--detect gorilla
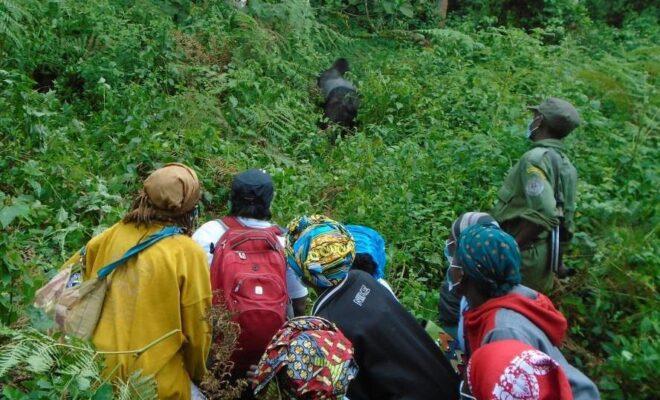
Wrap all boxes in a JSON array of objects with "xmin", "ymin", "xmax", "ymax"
[{"xmin": 317, "ymin": 58, "xmax": 359, "ymax": 130}]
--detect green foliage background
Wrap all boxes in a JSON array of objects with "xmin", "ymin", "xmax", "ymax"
[{"xmin": 0, "ymin": 0, "xmax": 658, "ymax": 398}]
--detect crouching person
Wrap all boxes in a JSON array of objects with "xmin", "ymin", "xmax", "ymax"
[
  {"xmin": 451, "ymin": 223, "xmax": 599, "ymax": 400},
  {"xmin": 286, "ymin": 215, "xmax": 460, "ymax": 400},
  {"xmin": 75, "ymin": 163, "xmax": 211, "ymax": 399},
  {"xmin": 249, "ymin": 316, "xmax": 358, "ymax": 399}
]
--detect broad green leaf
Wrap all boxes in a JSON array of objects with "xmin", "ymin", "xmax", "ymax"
[
  {"xmin": 0, "ymin": 203, "xmax": 30, "ymax": 228},
  {"xmin": 399, "ymin": 3, "xmax": 414, "ymax": 18}
]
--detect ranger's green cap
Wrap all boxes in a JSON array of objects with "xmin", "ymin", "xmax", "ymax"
[{"xmin": 528, "ymin": 97, "xmax": 580, "ymax": 136}]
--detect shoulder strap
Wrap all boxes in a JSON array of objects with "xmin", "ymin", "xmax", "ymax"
[
  {"xmin": 266, "ymin": 224, "xmax": 285, "ymax": 236},
  {"xmin": 97, "ymin": 226, "xmax": 183, "ymax": 279},
  {"xmin": 545, "ymin": 149, "xmax": 564, "ymax": 213},
  {"xmin": 222, "ymin": 216, "xmax": 282, "ymax": 235},
  {"xmin": 221, "ymin": 216, "xmax": 245, "ymax": 230}
]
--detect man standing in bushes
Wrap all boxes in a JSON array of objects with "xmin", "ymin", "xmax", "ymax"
[{"xmin": 492, "ymin": 98, "xmax": 580, "ymax": 292}]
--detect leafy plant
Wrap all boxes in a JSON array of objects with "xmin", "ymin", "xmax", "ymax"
[
  {"xmin": 0, "ymin": 324, "xmax": 156, "ymax": 399},
  {"xmin": 0, "ymin": 0, "xmax": 33, "ymax": 48}
]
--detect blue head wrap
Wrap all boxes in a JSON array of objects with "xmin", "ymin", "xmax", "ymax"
[
  {"xmin": 346, "ymin": 225, "xmax": 386, "ymax": 279},
  {"xmin": 286, "ymin": 216, "xmax": 355, "ymax": 289},
  {"xmin": 456, "ymin": 224, "xmax": 521, "ymax": 297}
]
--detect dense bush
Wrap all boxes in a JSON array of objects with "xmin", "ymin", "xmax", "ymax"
[
  {"xmin": 311, "ymin": 0, "xmax": 659, "ymax": 32},
  {"xmin": 1, "ymin": 0, "xmax": 657, "ymax": 398},
  {"xmin": 582, "ymin": 0, "xmax": 659, "ymax": 27},
  {"xmin": 312, "ymin": 0, "xmax": 441, "ymax": 29},
  {"xmin": 450, "ymin": 0, "xmax": 590, "ymax": 30}
]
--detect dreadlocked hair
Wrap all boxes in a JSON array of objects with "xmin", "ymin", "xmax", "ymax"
[{"xmin": 123, "ymin": 190, "xmax": 197, "ymax": 235}]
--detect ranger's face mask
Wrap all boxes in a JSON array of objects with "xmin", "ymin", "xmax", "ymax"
[
  {"xmin": 444, "ymin": 239, "xmax": 455, "ymax": 264},
  {"xmin": 447, "ymin": 264, "xmax": 466, "ymax": 292},
  {"xmin": 525, "ymin": 115, "xmax": 543, "ymax": 140}
]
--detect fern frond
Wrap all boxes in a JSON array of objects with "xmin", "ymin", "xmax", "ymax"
[
  {"xmin": 0, "ymin": 341, "xmax": 32, "ymax": 377},
  {"xmin": 115, "ymin": 371, "xmax": 158, "ymax": 400},
  {"xmin": 0, "ymin": 0, "xmax": 33, "ymax": 48}
]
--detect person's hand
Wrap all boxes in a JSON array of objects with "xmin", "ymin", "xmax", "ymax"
[{"xmin": 246, "ymin": 364, "xmax": 259, "ymax": 386}]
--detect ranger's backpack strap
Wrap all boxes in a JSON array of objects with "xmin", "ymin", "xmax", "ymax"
[
  {"xmin": 96, "ymin": 226, "xmax": 183, "ymax": 279},
  {"xmin": 545, "ymin": 149, "xmax": 566, "ymax": 274},
  {"xmin": 545, "ymin": 149, "xmax": 565, "ymax": 218}
]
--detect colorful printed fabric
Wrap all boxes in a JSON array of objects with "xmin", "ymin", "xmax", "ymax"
[
  {"xmin": 467, "ymin": 340, "xmax": 573, "ymax": 400},
  {"xmin": 346, "ymin": 225, "xmax": 386, "ymax": 279},
  {"xmin": 286, "ymin": 216, "xmax": 355, "ymax": 289},
  {"xmin": 456, "ymin": 224, "xmax": 521, "ymax": 297},
  {"xmin": 253, "ymin": 316, "xmax": 358, "ymax": 400},
  {"xmin": 286, "ymin": 215, "xmax": 337, "ymax": 247}
]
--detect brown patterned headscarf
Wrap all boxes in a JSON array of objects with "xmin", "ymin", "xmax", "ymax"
[{"xmin": 124, "ymin": 163, "xmax": 201, "ymax": 233}]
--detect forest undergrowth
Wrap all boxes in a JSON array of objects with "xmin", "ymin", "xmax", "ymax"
[{"xmin": 0, "ymin": 0, "xmax": 658, "ymax": 398}]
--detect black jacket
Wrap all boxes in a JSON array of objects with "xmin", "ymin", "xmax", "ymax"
[{"xmin": 313, "ymin": 270, "xmax": 460, "ymax": 400}]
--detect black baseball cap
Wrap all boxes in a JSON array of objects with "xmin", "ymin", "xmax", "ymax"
[{"xmin": 231, "ymin": 169, "xmax": 274, "ymax": 206}]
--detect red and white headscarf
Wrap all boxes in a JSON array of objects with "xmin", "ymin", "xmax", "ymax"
[{"xmin": 467, "ymin": 340, "xmax": 573, "ymax": 400}]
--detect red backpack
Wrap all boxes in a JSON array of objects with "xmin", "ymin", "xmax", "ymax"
[{"xmin": 210, "ymin": 216, "xmax": 288, "ymax": 374}]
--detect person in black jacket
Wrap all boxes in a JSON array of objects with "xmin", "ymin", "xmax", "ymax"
[{"xmin": 286, "ymin": 215, "xmax": 460, "ymax": 400}]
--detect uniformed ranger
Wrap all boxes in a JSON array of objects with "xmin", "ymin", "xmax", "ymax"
[{"xmin": 492, "ymin": 98, "xmax": 580, "ymax": 292}]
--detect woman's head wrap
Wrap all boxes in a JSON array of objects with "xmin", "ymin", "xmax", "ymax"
[
  {"xmin": 124, "ymin": 162, "xmax": 201, "ymax": 224},
  {"xmin": 451, "ymin": 212, "xmax": 499, "ymax": 242},
  {"xmin": 286, "ymin": 215, "xmax": 355, "ymax": 289},
  {"xmin": 144, "ymin": 163, "xmax": 200, "ymax": 215},
  {"xmin": 286, "ymin": 215, "xmax": 336, "ymax": 245},
  {"xmin": 445, "ymin": 212, "xmax": 499, "ymax": 264},
  {"xmin": 346, "ymin": 225, "xmax": 386, "ymax": 279},
  {"xmin": 467, "ymin": 340, "xmax": 573, "ymax": 400},
  {"xmin": 252, "ymin": 316, "xmax": 358, "ymax": 399},
  {"xmin": 456, "ymin": 223, "xmax": 521, "ymax": 297}
]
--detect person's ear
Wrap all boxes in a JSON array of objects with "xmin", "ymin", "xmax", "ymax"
[{"xmin": 531, "ymin": 114, "xmax": 544, "ymax": 131}]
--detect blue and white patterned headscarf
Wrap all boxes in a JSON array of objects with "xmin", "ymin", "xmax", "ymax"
[
  {"xmin": 456, "ymin": 224, "xmax": 521, "ymax": 297},
  {"xmin": 346, "ymin": 225, "xmax": 386, "ymax": 279}
]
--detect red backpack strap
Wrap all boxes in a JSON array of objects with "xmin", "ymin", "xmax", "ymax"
[
  {"xmin": 222, "ymin": 216, "xmax": 283, "ymax": 235},
  {"xmin": 220, "ymin": 216, "xmax": 246, "ymax": 230},
  {"xmin": 265, "ymin": 225, "xmax": 285, "ymax": 236},
  {"xmin": 211, "ymin": 217, "xmax": 245, "ymax": 254}
]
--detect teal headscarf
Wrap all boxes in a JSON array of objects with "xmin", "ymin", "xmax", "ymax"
[{"xmin": 456, "ymin": 224, "xmax": 521, "ymax": 297}]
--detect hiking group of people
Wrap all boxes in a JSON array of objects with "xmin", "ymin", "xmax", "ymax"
[{"xmin": 41, "ymin": 97, "xmax": 601, "ymax": 399}]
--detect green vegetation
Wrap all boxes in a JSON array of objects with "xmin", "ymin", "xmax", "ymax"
[{"xmin": 1, "ymin": 0, "xmax": 658, "ymax": 398}]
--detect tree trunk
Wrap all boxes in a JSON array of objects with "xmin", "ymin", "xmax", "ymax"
[{"xmin": 438, "ymin": 0, "xmax": 448, "ymax": 27}]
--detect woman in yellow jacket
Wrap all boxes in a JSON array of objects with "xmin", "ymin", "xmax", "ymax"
[{"xmin": 76, "ymin": 163, "xmax": 211, "ymax": 399}]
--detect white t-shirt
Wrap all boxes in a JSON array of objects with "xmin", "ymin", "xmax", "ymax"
[{"xmin": 192, "ymin": 217, "xmax": 309, "ymax": 300}]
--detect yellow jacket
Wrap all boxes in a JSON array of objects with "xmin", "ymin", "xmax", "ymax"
[{"xmin": 77, "ymin": 221, "xmax": 211, "ymax": 399}]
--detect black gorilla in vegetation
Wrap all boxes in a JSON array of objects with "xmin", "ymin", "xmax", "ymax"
[{"xmin": 317, "ymin": 58, "xmax": 359, "ymax": 130}]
